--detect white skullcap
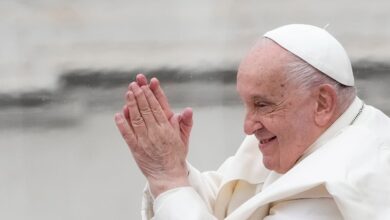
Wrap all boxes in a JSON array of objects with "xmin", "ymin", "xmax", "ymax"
[{"xmin": 264, "ymin": 24, "xmax": 354, "ymax": 86}]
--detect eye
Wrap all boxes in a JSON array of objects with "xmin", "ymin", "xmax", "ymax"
[
  {"xmin": 254, "ymin": 102, "xmax": 268, "ymax": 108},
  {"xmin": 253, "ymin": 101, "xmax": 276, "ymax": 114}
]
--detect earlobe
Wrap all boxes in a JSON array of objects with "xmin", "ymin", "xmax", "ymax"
[{"xmin": 314, "ymin": 84, "xmax": 337, "ymax": 127}]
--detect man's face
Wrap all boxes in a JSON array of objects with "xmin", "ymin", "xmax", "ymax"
[{"xmin": 237, "ymin": 40, "xmax": 320, "ymax": 173}]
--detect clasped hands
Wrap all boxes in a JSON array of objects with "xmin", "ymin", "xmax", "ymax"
[{"xmin": 115, "ymin": 74, "xmax": 193, "ymax": 197}]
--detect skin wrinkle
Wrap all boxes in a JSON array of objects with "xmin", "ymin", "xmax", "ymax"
[
  {"xmin": 237, "ymin": 39, "xmax": 328, "ymax": 173},
  {"xmin": 116, "ymin": 74, "xmax": 195, "ymax": 196},
  {"xmin": 115, "ymin": 30, "xmax": 358, "ymax": 195}
]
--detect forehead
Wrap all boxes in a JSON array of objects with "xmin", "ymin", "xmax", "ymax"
[{"xmin": 237, "ymin": 40, "xmax": 291, "ymax": 96}]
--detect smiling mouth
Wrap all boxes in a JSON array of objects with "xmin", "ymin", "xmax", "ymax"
[{"xmin": 260, "ymin": 136, "xmax": 277, "ymax": 144}]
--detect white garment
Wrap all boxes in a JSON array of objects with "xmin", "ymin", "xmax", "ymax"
[{"xmin": 142, "ymin": 97, "xmax": 390, "ymax": 219}]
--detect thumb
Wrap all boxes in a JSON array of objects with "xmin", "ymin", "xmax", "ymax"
[{"xmin": 180, "ymin": 107, "xmax": 193, "ymax": 135}]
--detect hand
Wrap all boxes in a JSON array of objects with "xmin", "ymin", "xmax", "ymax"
[
  {"xmin": 123, "ymin": 74, "xmax": 193, "ymax": 150},
  {"xmin": 115, "ymin": 83, "xmax": 189, "ymax": 197}
]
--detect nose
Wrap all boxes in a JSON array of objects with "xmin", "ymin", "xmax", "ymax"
[{"xmin": 243, "ymin": 111, "xmax": 263, "ymax": 135}]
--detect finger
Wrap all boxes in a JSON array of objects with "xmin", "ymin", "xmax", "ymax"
[
  {"xmin": 126, "ymin": 83, "xmax": 133, "ymax": 102},
  {"xmin": 141, "ymin": 85, "xmax": 168, "ymax": 124},
  {"xmin": 130, "ymin": 83, "xmax": 157, "ymax": 127},
  {"xmin": 126, "ymin": 90, "xmax": 148, "ymax": 135},
  {"xmin": 181, "ymin": 107, "xmax": 193, "ymax": 127},
  {"xmin": 181, "ymin": 108, "xmax": 193, "ymax": 132},
  {"xmin": 124, "ymin": 91, "xmax": 133, "ymax": 127},
  {"xmin": 136, "ymin": 73, "xmax": 148, "ymax": 86},
  {"xmin": 114, "ymin": 113, "xmax": 138, "ymax": 152},
  {"xmin": 122, "ymin": 105, "xmax": 130, "ymax": 124},
  {"xmin": 149, "ymin": 78, "xmax": 174, "ymax": 120},
  {"xmin": 180, "ymin": 108, "xmax": 193, "ymax": 145}
]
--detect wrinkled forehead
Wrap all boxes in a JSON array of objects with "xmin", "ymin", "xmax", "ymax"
[{"xmin": 237, "ymin": 38, "xmax": 292, "ymax": 88}]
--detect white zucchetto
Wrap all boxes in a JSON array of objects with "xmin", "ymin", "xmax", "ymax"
[{"xmin": 264, "ymin": 24, "xmax": 354, "ymax": 86}]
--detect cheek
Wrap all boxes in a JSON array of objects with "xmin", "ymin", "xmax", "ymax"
[
  {"xmin": 262, "ymin": 111, "xmax": 288, "ymax": 134},
  {"xmin": 275, "ymin": 111, "xmax": 311, "ymax": 150},
  {"xmin": 287, "ymin": 115, "xmax": 312, "ymax": 145},
  {"xmin": 281, "ymin": 111, "xmax": 315, "ymax": 158},
  {"xmin": 295, "ymin": 110, "xmax": 315, "ymax": 136}
]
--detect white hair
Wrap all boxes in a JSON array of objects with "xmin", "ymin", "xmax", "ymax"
[{"xmin": 284, "ymin": 54, "xmax": 356, "ymax": 111}]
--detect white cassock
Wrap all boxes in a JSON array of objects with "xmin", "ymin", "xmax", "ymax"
[{"xmin": 141, "ymin": 97, "xmax": 390, "ymax": 220}]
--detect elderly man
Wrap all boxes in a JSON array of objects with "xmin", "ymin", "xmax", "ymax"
[{"xmin": 115, "ymin": 24, "xmax": 390, "ymax": 219}]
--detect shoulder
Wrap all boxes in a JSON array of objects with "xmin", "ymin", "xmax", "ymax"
[
  {"xmin": 306, "ymin": 125, "xmax": 388, "ymax": 179},
  {"xmin": 357, "ymin": 103, "xmax": 390, "ymax": 144},
  {"xmin": 281, "ymin": 126, "xmax": 390, "ymax": 219},
  {"xmin": 318, "ymin": 126, "xmax": 390, "ymax": 218}
]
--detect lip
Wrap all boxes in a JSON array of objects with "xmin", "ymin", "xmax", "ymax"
[
  {"xmin": 258, "ymin": 136, "xmax": 277, "ymax": 152},
  {"xmin": 260, "ymin": 136, "xmax": 276, "ymax": 144}
]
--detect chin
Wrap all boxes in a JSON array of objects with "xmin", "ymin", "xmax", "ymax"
[
  {"xmin": 262, "ymin": 157, "xmax": 277, "ymax": 171},
  {"xmin": 262, "ymin": 158, "xmax": 290, "ymax": 174}
]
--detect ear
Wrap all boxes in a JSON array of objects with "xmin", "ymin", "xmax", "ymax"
[{"xmin": 314, "ymin": 84, "xmax": 337, "ymax": 127}]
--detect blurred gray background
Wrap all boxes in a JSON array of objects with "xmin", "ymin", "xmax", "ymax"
[{"xmin": 0, "ymin": 1, "xmax": 389, "ymax": 219}]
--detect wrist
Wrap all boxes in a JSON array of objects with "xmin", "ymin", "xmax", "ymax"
[{"xmin": 148, "ymin": 174, "xmax": 190, "ymax": 198}]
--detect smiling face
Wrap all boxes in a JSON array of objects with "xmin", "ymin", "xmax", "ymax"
[{"xmin": 237, "ymin": 39, "xmax": 324, "ymax": 173}]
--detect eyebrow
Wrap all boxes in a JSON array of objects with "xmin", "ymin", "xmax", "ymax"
[{"xmin": 252, "ymin": 95, "xmax": 274, "ymax": 103}]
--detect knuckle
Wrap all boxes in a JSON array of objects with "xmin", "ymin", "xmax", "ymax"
[
  {"xmin": 121, "ymin": 130, "xmax": 132, "ymax": 140},
  {"xmin": 127, "ymin": 99, "xmax": 137, "ymax": 108},
  {"xmin": 140, "ymin": 106, "xmax": 152, "ymax": 116},
  {"xmin": 131, "ymin": 115, "xmax": 145, "ymax": 127},
  {"xmin": 144, "ymin": 88, "xmax": 154, "ymax": 98},
  {"xmin": 122, "ymin": 133, "xmax": 136, "ymax": 147},
  {"xmin": 154, "ymin": 90, "xmax": 163, "ymax": 99},
  {"xmin": 134, "ymin": 90, "xmax": 143, "ymax": 98},
  {"xmin": 151, "ymin": 106, "xmax": 160, "ymax": 114}
]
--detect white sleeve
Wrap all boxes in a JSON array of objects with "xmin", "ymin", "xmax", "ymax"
[
  {"xmin": 151, "ymin": 187, "xmax": 217, "ymax": 220},
  {"xmin": 141, "ymin": 160, "xmax": 230, "ymax": 220}
]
